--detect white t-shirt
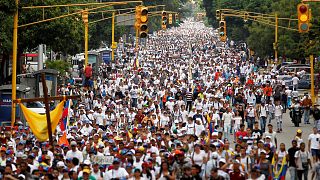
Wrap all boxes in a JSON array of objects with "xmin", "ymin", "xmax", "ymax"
[
  {"xmin": 104, "ymin": 168, "xmax": 129, "ymax": 179},
  {"xmin": 192, "ymin": 150, "xmax": 207, "ymax": 166},
  {"xmin": 264, "ymin": 131, "xmax": 277, "ymax": 145},
  {"xmin": 308, "ymin": 133, "xmax": 320, "ymax": 150},
  {"xmin": 276, "ymin": 150, "xmax": 288, "ymax": 165},
  {"xmin": 292, "ymin": 77, "xmax": 299, "ymax": 85}
]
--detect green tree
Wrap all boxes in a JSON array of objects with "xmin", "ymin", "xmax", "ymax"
[{"xmin": 45, "ymin": 60, "xmax": 71, "ymax": 76}]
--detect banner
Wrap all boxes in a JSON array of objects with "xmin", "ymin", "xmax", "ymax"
[{"xmin": 19, "ymin": 101, "xmax": 65, "ymax": 142}]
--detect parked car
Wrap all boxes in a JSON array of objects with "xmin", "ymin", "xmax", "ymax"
[
  {"xmin": 278, "ymin": 64, "xmax": 310, "ymax": 75},
  {"xmin": 277, "ymin": 74, "xmax": 316, "ymax": 90},
  {"xmin": 26, "ymin": 101, "xmax": 46, "ymax": 114},
  {"xmin": 298, "ymin": 74, "xmax": 317, "ymax": 89}
]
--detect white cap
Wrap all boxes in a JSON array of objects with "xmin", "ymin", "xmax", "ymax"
[
  {"xmin": 219, "ymin": 158, "xmax": 226, "ymax": 163},
  {"xmin": 84, "ymin": 159, "xmax": 91, "ymax": 165},
  {"xmin": 57, "ymin": 161, "xmax": 65, "ymax": 167}
]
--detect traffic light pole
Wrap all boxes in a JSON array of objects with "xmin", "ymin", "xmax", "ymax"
[
  {"xmin": 82, "ymin": 9, "xmax": 89, "ymax": 66},
  {"xmin": 275, "ymin": 14, "xmax": 278, "ymax": 63},
  {"xmin": 11, "ymin": 0, "xmax": 19, "ymax": 127},
  {"xmin": 84, "ymin": 23, "xmax": 89, "ymax": 66},
  {"xmin": 112, "ymin": 11, "xmax": 115, "ymax": 62},
  {"xmin": 310, "ymin": 55, "xmax": 316, "ymax": 105},
  {"xmin": 135, "ymin": 28, "xmax": 139, "ymax": 66}
]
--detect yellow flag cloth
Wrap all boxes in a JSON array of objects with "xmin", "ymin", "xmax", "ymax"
[{"xmin": 19, "ymin": 101, "xmax": 65, "ymax": 142}]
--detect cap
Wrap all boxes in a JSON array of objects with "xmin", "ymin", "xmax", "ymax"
[
  {"xmin": 84, "ymin": 159, "xmax": 91, "ymax": 165},
  {"xmin": 57, "ymin": 161, "xmax": 65, "ymax": 167},
  {"xmin": 83, "ymin": 168, "xmax": 91, "ymax": 174},
  {"xmin": 113, "ymin": 158, "xmax": 120, "ymax": 164},
  {"xmin": 297, "ymin": 129, "xmax": 302, "ymax": 133},
  {"xmin": 70, "ymin": 141, "xmax": 77, "ymax": 146},
  {"xmin": 265, "ymin": 136, "xmax": 271, "ymax": 139},
  {"xmin": 219, "ymin": 159, "xmax": 226, "ymax": 164}
]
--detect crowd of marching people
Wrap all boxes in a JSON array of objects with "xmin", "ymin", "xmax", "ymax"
[{"xmin": 1, "ymin": 19, "xmax": 320, "ymax": 180}]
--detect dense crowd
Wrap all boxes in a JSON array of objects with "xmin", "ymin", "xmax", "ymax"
[{"xmin": 1, "ymin": 19, "xmax": 320, "ymax": 180}]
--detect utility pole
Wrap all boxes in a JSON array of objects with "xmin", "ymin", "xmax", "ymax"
[
  {"xmin": 275, "ymin": 14, "xmax": 278, "ymax": 63},
  {"xmin": 11, "ymin": 0, "xmax": 19, "ymax": 127},
  {"xmin": 82, "ymin": 9, "xmax": 89, "ymax": 66},
  {"xmin": 111, "ymin": 11, "xmax": 116, "ymax": 62},
  {"xmin": 310, "ymin": 55, "xmax": 316, "ymax": 105}
]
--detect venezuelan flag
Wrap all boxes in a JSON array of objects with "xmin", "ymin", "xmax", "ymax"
[{"xmin": 60, "ymin": 100, "xmax": 71, "ymax": 132}]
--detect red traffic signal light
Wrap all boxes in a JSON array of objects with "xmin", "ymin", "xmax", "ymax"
[
  {"xmin": 299, "ymin": 4, "xmax": 308, "ymax": 13},
  {"xmin": 297, "ymin": 3, "xmax": 310, "ymax": 33}
]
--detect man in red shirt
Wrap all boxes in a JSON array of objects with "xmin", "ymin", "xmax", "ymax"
[
  {"xmin": 235, "ymin": 124, "xmax": 248, "ymax": 144},
  {"xmin": 84, "ymin": 64, "xmax": 92, "ymax": 87},
  {"xmin": 134, "ymin": 109, "xmax": 145, "ymax": 124}
]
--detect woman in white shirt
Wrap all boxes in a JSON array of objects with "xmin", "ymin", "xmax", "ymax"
[
  {"xmin": 273, "ymin": 143, "xmax": 289, "ymax": 179},
  {"xmin": 233, "ymin": 110, "xmax": 242, "ymax": 141},
  {"xmin": 191, "ymin": 144, "xmax": 207, "ymax": 167},
  {"xmin": 128, "ymin": 169, "xmax": 148, "ymax": 180}
]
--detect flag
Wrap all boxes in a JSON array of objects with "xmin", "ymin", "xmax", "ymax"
[
  {"xmin": 58, "ymin": 131, "xmax": 69, "ymax": 146},
  {"xmin": 19, "ymin": 101, "xmax": 65, "ymax": 142},
  {"xmin": 60, "ymin": 100, "xmax": 71, "ymax": 132},
  {"xmin": 127, "ymin": 131, "xmax": 133, "ymax": 139},
  {"xmin": 133, "ymin": 58, "xmax": 139, "ymax": 69}
]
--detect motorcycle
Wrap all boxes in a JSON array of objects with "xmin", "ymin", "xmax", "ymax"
[{"xmin": 290, "ymin": 106, "xmax": 302, "ymax": 127}]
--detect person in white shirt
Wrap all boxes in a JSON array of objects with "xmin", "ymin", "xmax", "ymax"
[
  {"xmin": 104, "ymin": 159, "xmax": 129, "ymax": 179},
  {"xmin": 222, "ymin": 108, "xmax": 233, "ymax": 140},
  {"xmin": 259, "ymin": 102, "xmax": 268, "ymax": 132},
  {"xmin": 80, "ymin": 121, "xmax": 93, "ymax": 134},
  {"xmin": 274, "ymin": 101, "xmax": 283, "ymax": 133},
  {"xmin": 308, "ymin": 127, "xmax": 320, "ymax": 163},
  {"xmin": 93, "ymin": 108, "xmax": 105, "ymax": 127},
  {"xmin": 66, "ymin": 141, "xmax": 83, "ymax": 163},
  {"xmin": 186, "ymin": 117, "xmax": 195, "ymax": 135},
  {"xmin": 292, "ymin": 75, "xmax": 299, "ymax": 91}
]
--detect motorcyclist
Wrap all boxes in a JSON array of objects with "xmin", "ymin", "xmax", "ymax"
[{"xmin": 290, "ymin": 98, "xmax": 302, "ymax": 127}]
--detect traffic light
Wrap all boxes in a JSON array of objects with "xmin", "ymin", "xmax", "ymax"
[
  {"xmin": 162, "ymin": 11, "xmax": 167, "ymax": 30},
  {"xmin": 135, "ymin": 6, "xmax": 148, "ymax": 38},
  {"xmin": 139, "ymin": 6, "xmax": 148, "ymax": 38},
  {"xmin": 244, "ymin": 12, "xmax": 249, "ymax": 21},
  {"xmin": 135, "ymin": 6, "xmax": 142, "ymax": 30},
  {"xmin": 82, "ymin": 10, "xmax": 88, "ymax": 23},
  {"xmin": 216, "ymin": 10, "xmax": 221, "ymax": 20},
  {"xmin": 219, "ymin": 21, "xmax": 226, "ymax": 42},
  {"xmin": 175, "ymin": 13, "xmax": 180, "ymax": 24},
  {"xmin": 169, "ymin": 13, "xmax": 173, "ymax": 24},
  {"xmin": 297, "ymin": 3, "xmax": 311, "ymax": 33}
]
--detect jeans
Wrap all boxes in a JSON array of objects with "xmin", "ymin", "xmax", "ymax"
[
  {"xmin": 304, "ymin": 109, "xmax": 310, "ymax": 123},
  {"xmin": 224, "ymin": 124, "xmax": 231, "ymax": 140},
  {"xmin": 260, "ymin": 116, "xmax": 267, "ymax": 132},
  {"xmin": 288, "ymin": 166, "xmax": 297, "ymax": 180},
  {"xmin": 186, "ymin": 101, "xmax": 193, "ymax": 112},
  {"xmin": 268, "ymin": 112, "xmax": 274, "ymax": 123},
  {"xmin": 247, "ymin": 117, "xmax": 255, "ymax": 130},
  {"xmin": 131, "ymin": 98, "xmax": 137, "ymax": 108},
  {"xmin": 297, "ymin": 169, "xmax": 308, "ymax": 180},
  {"xmin": 275, "ymin": 115, "xmax": 282, "ymax": 130},
  {"xmin": 282, "ymin": 101, "xmax": 287, "ymax": 113}
]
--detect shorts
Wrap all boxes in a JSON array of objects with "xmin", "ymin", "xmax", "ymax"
[{"xmin": 311, "ymin": 149, "xmax": 320, "ymax": 158}]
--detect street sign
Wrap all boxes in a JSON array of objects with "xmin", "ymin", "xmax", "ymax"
[
  {"xmin": 116, "ymin": 14, "xmax": 135, "ymax": 26},
  {"xmin": 102, "ymin": 52, "xmax": 111, "ymax": 64}
]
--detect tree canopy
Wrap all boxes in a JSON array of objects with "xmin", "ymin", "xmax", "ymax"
[{"xmin": 202, "ymin": 0, "xmax": 320, "ymax": 60}]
